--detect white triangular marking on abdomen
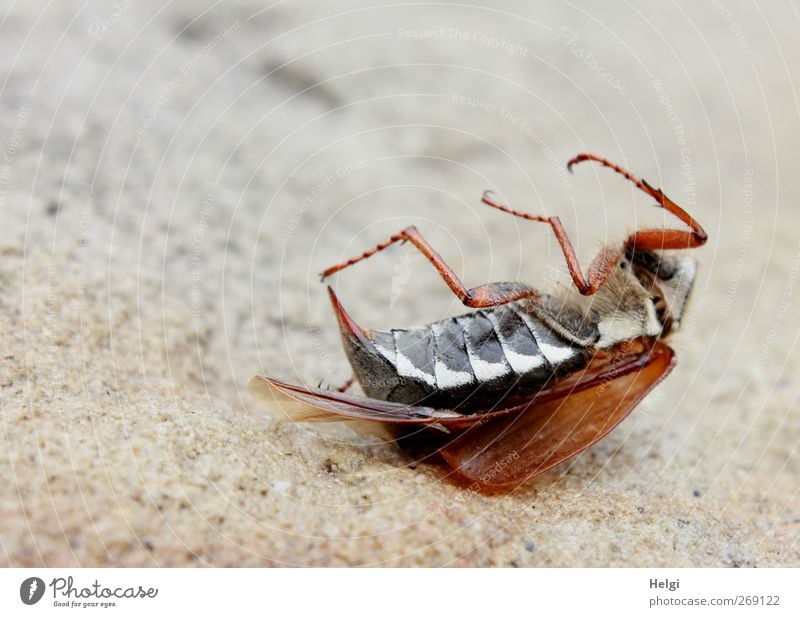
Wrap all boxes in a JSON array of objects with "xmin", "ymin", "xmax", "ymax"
[
  {"xmin": 485, "ymin": 310, "xmax": 545, "ymax": 374},
  {"xmin": 434, "ymin": 362, "xmax": 473, "ymax": 389},
  {"xmin": 430, "ymin": 321, "xmax": 475, "ymax": 390},
  {"xmin": 466, "ymin": 354, "xmax": 510, "ymax": 381},
  {"xmin": 395, "ymin": 351, "xmax": 436, "ymax": 386},
  {"xmin": 502, "ymin": 348, "xmax": 545, "ymax": 372},
  {"xmin": 456, "ymin": 316, "xmax": 509, "ymax": 382},
  {"xmin": 512, "ymin": 306, "xmax": 576, "ymax": 365},
  {"xmin": 373, "ymin": 342, "xmax": 396, "ymax": 364},
  {"xmin": 538, "ymin": 342, "xmax": 575, "ymax": 363}
]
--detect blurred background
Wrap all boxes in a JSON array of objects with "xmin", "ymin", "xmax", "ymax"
[{"xmin": 1, "ymin": 0, "xmax": 798, "ymax": 566}]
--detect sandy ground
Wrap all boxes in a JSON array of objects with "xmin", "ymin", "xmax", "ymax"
[{"xmin": 1, "ymin": 0, "xmax": 799, "ymax": 566}]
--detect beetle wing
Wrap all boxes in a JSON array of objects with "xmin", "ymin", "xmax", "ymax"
[
  {"xmin": 248, "ymin": 375, "xmax": 472, "ymax": 428},
  {"xmin": 438, "ymin": 341, "xmax": 676, "ymax": 488}
]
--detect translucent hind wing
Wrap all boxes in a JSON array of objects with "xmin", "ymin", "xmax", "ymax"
[
  {"xmin": 248, "ymin": 376, "xmax": 470, "ymax": 427},
  {"xmin": 438, "ymin": 342, "xmax": 676, "ymax": 488}
]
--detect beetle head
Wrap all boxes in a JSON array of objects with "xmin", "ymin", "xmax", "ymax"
[{"xmin": 627, "ymin": 249, "xmax": 697, "ymax": 336}]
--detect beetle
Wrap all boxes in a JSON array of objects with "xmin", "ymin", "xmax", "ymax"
[{"xmin": 250, "ymin": 153, "xmax": 707, "ymax": 489}]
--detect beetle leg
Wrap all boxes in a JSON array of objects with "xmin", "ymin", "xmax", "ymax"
[
  {"xmin": 481, "ymin": 191, "xmax": 620, "ymax": 296},
  {"xmin": 321, "ymin": 225, "xmax": 539, "ymax": 308},
  {"xmin": 567, "ymin": 152, "xmax": 707, "ymax": 251}
]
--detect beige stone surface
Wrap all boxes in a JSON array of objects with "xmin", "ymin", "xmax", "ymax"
[{"xmin": 1, "ymin": 1, "xmax": 798, "ymax": 566}]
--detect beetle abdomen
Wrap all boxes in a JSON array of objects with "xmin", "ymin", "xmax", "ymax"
[{"xmin": 328, "ymin": 288, "xmax": 587, "ymax": 411}]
